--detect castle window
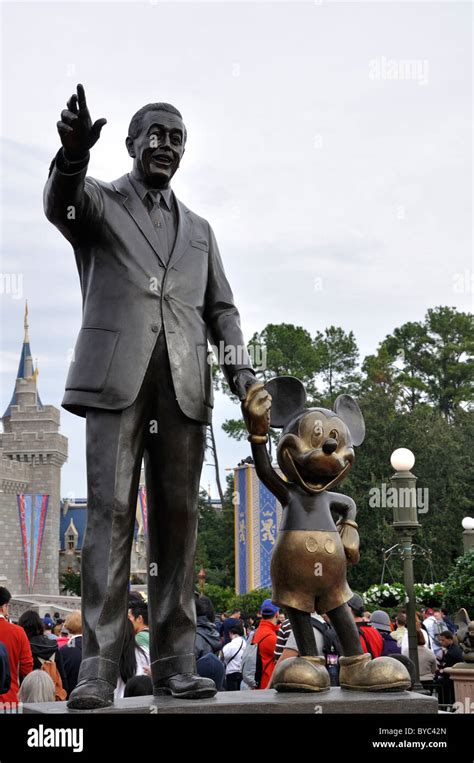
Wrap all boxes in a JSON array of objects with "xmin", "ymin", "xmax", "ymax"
[{"xmin": 65, "ymin": 519, "xmax": 78, "ymax": 551}]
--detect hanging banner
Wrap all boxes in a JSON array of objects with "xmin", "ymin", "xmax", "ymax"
[
  {"xmin": 138, "ymin": 486, "xmax": 148, "ymax": 535},
  {"xmin": 17, "ymin": 494, "xmax": 49, "ymax": 592}
]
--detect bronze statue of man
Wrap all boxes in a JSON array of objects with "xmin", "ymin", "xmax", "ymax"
[{"xmin": 44, "ymin": 85, "xmax": 257, "ymax": 708}]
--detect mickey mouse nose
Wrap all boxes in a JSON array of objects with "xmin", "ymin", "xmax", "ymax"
[{"xmin": 322, "ymin": 438, "xmax": 338, "ymax": 454}]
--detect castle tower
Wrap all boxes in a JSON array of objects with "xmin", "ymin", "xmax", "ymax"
[{"xmin": 0, "ymin": 303, "xmax": 68, "ymax": 594}]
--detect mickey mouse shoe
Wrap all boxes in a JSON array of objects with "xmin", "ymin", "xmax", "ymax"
[
  {"xmin": 339, "ymin": 653, "xmax": 411, "ymax": 691},
  {"xmin": 272, "ymin": 656, "xmax": 331, "ymax": 693}
]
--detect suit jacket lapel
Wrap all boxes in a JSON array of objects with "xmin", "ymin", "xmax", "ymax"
[
  {"xmin": 112, "ymin": 176, "xmax": 193, "ymax": 271},
  {"xmin": 167, "ymin": 198, "xmax": 192, "ymax": 271},
  {"xmin": 112, "ymin": 175, "xmax": 167, "ymax": 268}
]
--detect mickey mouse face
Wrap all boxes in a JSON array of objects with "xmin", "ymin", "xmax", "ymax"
[
  {"xmin": 277, "ymin": 409, "xmax": 355, "ymax": 493},
  {"xmin": 264, "ymin": 377, "xmax": 366, "ymax": 496}
]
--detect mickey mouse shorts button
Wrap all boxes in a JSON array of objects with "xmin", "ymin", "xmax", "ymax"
[
  {"xmin": 305, "ymin": 536, "xmax": 319, "ymax": 553},
  {"xmin": 324, "ymin": 538, "xmax": 336, "ymax": 554}
]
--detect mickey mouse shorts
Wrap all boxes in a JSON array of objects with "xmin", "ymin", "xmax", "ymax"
[{"xmin": 270, "ymin": 530, "xmax": 353, "ymax": 614}]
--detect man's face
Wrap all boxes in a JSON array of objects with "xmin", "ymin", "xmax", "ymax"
[
  {"xmin": 126, "ymin": 110, "xmax": 185, "ymax": 188},
  {"xmin": 439, "ymin": 637, "xmax": 450, "ymax": 649}
]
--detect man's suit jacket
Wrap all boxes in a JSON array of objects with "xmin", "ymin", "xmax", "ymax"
[{"xmin": 44, "ymin": 151, "xmax": 252, "ymax": 423}]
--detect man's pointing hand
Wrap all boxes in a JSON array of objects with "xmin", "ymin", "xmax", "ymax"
[{"xmin": 57, "ymin": 83, "xmax": 107, "ymax": 161}]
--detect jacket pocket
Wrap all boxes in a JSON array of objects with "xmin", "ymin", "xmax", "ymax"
[
  {"xmin": 66, "ymin": 327, "xmax": 120, "ymax": 392},
  {"xmin": 190, "ymin": 239, "xmax": 209, "ymax": 252}
]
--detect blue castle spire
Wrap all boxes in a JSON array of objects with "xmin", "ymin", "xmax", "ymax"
[{"xmin": 3, "ymin": 301, "xmax": 43, "ymax": 418}]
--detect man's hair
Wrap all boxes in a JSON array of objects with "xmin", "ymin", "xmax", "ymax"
[
  {"xmin": 19, "ymin": 610, "xmax": 44, "ymax": 639},
  {"xmin": 230, "ymin": 608, "xmax": 240, "ymax": 616},
  {"xmin": 439, "ymin": 630, "xmax": 454, "ymax": 641},
  {"xmin": 229, "ymin": 625, "xmax": 244, "ymax": 637},
  {"xmin": 195, "ymin": 595, "xmax": 215, "ymax": 622},
  {"xmin": 396, "ymin": 613, "xmax": 407, "ymax": 626},
  {"xmin": 64, "ymin": 610, "xmax": 82, "ymax": 635},
  {"xmin": 0, "ymin": 587, "xmax": 11, "ymax": 607},
  {"xmin": 128, "ymin": 103, "xmax": 186, "ymax": 143},
  {"xmin": 129, "ymin": 601, "xmax": 148, "ymax": 626}
]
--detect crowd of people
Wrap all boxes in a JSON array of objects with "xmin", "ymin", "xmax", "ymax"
[{"xmin": 0, "ymin": 584, "xmax": 466, "ymax": 709}]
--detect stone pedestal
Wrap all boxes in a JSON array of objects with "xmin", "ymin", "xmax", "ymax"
[
  {"xmin": 445, "ymin": 666, "xmax": 474, "ymax": 712},
  {"xmin": 22, "ymin": 687, "xmax": 438, "ymax": 714}
]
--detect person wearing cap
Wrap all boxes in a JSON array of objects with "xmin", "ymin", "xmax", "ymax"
[
  {"xmin": 252, "ymin": 599, "xmax": 280, "ymax": 689},
  {"xmin": 348, "ymin": 594, "xmax": 383, "ymax": 659},
  {"xmin": 43, "ymin": 614, "xmax": 54, "ymax": 629},
  {"xmin": 369, "ymin": 611, "xmax": 401, "ymax": 656},
  {"xmin": 43, "ymin": 618, "xmax": 58, "ymax": 641}
]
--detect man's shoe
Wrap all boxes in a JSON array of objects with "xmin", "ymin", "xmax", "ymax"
[
  {"xmin": 153, "ymin": 673, "xmax": 217, "ymax": 699},
  {"xmin": 67, "ymin": 679, "xmax": 115, "ymax": 709}
]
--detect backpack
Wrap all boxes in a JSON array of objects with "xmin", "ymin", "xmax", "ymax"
[
  {"xmin": 357, "ymin": 624, "xmax": 383, "ymax": 659},
  {"xmin": 38, "ymin": 652, "xmax": 67, "ymax": 701},
  {"xmin": 0, "ymin": 641, "xmax": 11, "ymax": 695},
  {"xmin": 241, "ymin": 631, "xmax": 271, "ymax": 689}
]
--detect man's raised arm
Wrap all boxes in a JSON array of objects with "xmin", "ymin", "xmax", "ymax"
[{"xmin": 43, "ymin": 83, "xmax": 106, "ymax": 243}]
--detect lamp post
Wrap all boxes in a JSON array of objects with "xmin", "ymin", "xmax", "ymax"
[
  {"xmin": 389, "ymin": 448, "xmax": 423, "ymax": 691},
  {"xmin": 462, "ymin": 517, "xmax": 474, "ymax": 554}
]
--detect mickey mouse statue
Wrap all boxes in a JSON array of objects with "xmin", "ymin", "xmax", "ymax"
[{"xmin": 242, "ymin": 377, "xmax": 411, "ymax": 693}]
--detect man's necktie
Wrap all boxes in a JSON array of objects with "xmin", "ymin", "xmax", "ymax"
[{"xmin": 147, "ymin": 190, "xmax": 170, "ymax": 264}]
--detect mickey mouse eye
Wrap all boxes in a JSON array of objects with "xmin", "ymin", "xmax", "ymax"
[
  {"xmin": 311, "ymin": 420, "xmax": 324, "ymax": 447},
  {"xmin": 329, "ymin": 429, "xmax": 339, "ymax": 440}
]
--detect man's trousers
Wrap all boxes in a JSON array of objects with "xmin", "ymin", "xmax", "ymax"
[{"xmin": 77, "ymin": 329, "xmax": 206, "ymax": 687}]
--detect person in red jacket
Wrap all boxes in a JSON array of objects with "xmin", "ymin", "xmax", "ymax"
[
  {"xmin": 253, "ymin": 599, "xmax": 280, "ymax": 689},
  {"xmin": 348, "ymin": 594, "xmax": 383, "ymax": 659},
  {"xmin": 0, "ymin": 588, "xmax": 33, "ymax": 705}
]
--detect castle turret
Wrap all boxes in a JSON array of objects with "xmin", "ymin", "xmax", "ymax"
[{"xmin": 0, "ymin": 303, "xmax": 68, "ymax": 595}]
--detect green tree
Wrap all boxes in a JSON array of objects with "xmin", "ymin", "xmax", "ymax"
[
  {"xmin": 382, "ymin": 320, "xmax": 430, "ymax": 410},
  {"xmin": 248, "ymin": 323, "xmax": 319, "ymax": 386},
  {"xmin": 313, "ymin": 326, "xmax": 360, "ymax": 401},
  {"xmin": 60, "ymin": 570, "xmax": 81, "ymax": 596},
  {"xmin": 222, "ymin": 323, "xmax": 319, "ymax": 444},
  {"xmin": 381, "ymin": 307, "xmax": 473, "ymax": 419},
  {"xmin": 195, "ymin": 479, "xmax": 236, "ymax": 588},
  {"xmin": 443, "ymin": 549, "xmax": 474, "ymax": 615}
]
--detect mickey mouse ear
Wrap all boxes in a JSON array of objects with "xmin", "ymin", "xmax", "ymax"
[
  {"xmin": 264, "ymin": 376, "xmax": 307, "ymax": 428},
  {"xmin": 333, "ymin": 394, "xmax": 365, "ymax": 446}
]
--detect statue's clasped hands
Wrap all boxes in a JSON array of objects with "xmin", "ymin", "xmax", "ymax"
[{"xmin": 241, "ymin": 383, "xmax": 272, "ymax": 444}]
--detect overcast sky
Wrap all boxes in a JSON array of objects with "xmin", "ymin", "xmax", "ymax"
[{"xmin": 1, "ymin": 0, "xmax": 472, "ymax": 499}]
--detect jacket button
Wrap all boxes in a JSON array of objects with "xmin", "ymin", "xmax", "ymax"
[
  {"xmin": 151, "ymin": 324, "xmax": 159, "ymax": 333},
  {"xmin": 164, "ymin": 294, "xmax": 170, "ymax": 301}
]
